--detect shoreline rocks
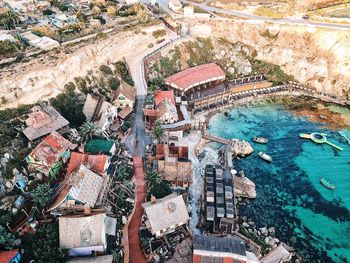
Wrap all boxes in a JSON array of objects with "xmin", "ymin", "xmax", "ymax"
[{"xmin": 232, "ymin": 139, "xmax": 254, "ymax": 157}]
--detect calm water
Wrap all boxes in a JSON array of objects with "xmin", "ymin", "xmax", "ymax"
[{"xmin": 208, "ymin": 99, "xmax": 350, "ymax": 263}]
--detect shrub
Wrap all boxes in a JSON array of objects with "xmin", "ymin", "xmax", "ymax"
[
  {"xmin": 0, "ymin": 40, "xmax": 20, "ymax": 58},
  {"xmin": 152, "ymin": 29, "xmax": 166, "ymax": 39},
  {"xmin": 99, "ymin": 65, "xmax": 113, "ymax": 75},
  {"xmin": 109, "ymin": 77, "xmax": 120, "ymax": 91},
  {"xmin": 254, "ymin": 7, "xmax": 284, "ymax": 19},
  {"xmin": 29, "ymin": 183, "xmax": 54, "ymax": 208},
  {"xmin": 50, "ymin": 86, "xmax": 86, "ymax": 128},
  {"xmin": 148, "ymin": 43, "xmax": 154, "ymax": 48},
  {"xmin": 43, "ymin": 9, "xmax": 55, "ymax": 16},
  {"xmin": 114, "ymin": 61, "xmax": 134, "ymax": 86},
  {"xmin": 261, "ymin": 29, "xmax": 279, "ymax": 40}
]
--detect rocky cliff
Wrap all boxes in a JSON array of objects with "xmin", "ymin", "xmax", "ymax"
[
  {"xmin": 188, "ymin": 18, "xmax": 350, "ymax": 98},
  {"xmin": 0, "ymin": 25, "xmax": 163, "ymax": 109}
]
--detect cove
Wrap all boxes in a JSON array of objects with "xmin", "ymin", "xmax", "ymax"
[{"xmin": 207, "ymin": 97, "xmax": 350, "ymax": 263}]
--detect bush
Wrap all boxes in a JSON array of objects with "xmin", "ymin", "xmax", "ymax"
[
  {"xmin": 152, "ymin": 29, "xmax": 166, "ymax": 39},
  {"xmin": 59, "ymin": 3, "xmax": 69, "ymax": 12},
  {"xmin": 114, "ymin": 61, "xmax": 134, "ymax": 86},
  {"xmin": 43, "ymin": 9, "xmax": 55, "ymax": 16},
  {"xmin": 0, "ymin": 40, "xmax": 20, "ymax": 59},
  {"xmin": 20, "ymin": 223, "xmax": 68, "ymax": 263},
  {"xmin": 99, "ymin": 65, "xmax": 113, "ymax": 75},
  {"xmin": 50, "ymin": 86, "xmax": 86, "ymax": 128},
  {"xmin": 108, "ymin": 77, "xmax": 120, "ymax": 91},
  {"xmin": 148, "ymin": 43, "xmax": 154, "ymax": 48},
  {"xmin": 254, "ymin": 7, "xmax": 284, "ymax": 19},
  {"xmin": 29, "ymin": 183, "xmax": 55, "ymax": 208}
]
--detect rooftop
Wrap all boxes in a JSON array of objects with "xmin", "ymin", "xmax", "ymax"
[
  {"xmin": 27, "ymin": 131, "xmax": 72, "ymax": 171},
  {"xmin": 66, "ymin": 255, "xmax": 114, "ymax": 263},
  {"xmin": 50, "ymin": 164, "xmax": 105, "ymax": 210},
  {"xmin": 84, "ymin": 139, "xmax": 115, "ymax": 155},
  {"xmin": 23, "ymin": 105, "xmax": 69, "ymax": 141},
  {"xmin": 66, "ymin": 152, "xmax": 110, "ymax": 176},
  {"xmin": 193, "ymin": 234, "xmax": 246, "ymax": 257},
  {"xmin": 165, "ymin": 63, "xmax": 225, "ymax": 92},
  {"xmin": 59, "ymin": 213, "xmax": 106, "ymax": 249},
  {"xmin": 154, "ymin": 90, "xmax": 175, "ymax": 106},
  {"xmin": 0, "ymin": 250, "xmax": 19, "ymax": 263},
  {"xmin": 113, "ymin": 80, "xmax": 135, "ymax": 102},
  {"xmin": 157, "ymin": 160, "xmax": 192, "ymax": 184},
  {"xmin": 117, "ymin": 106, "xmax": 133, "ymax": 120},
  {"xmin": 142, "ymin": 193, "xmax": 189, "ymax": 236}
]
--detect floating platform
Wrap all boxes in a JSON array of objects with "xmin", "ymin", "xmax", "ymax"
[{"xmin": 299, "ymin": 132, "xmax": 343, "ymax": 151}]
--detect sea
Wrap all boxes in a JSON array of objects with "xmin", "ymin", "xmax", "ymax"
[{"xmin": 206, "ymin": 97, "xmax": 350, "ymax": 263}]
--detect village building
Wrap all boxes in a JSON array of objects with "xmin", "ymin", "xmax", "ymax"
[
  {"xmin": 144, "ymin": 90, "xmax": 191, "ymax": 133},
  {"xmin": 144, "ymin": 90, "xmax": 178, "ymax": 129},
  {"xmin": 117, "ymin": 106, "xmax": 133, "ymax": 121},
  {"xmin": 66, "ymin": 255, "xmax": 114, "ymax": 263},
  {"xmin": 164, "ymin": 63, "xmax": 226, "ymax": 98},
  {"xmin": 193, "ymin": 235, "xmax": 248, "ymax": 263},
  {"xmin": 0, "ymin": 250, "xmax": 21, "ymax": 263},
  {"xmin": 18, "ymin": 31, "xmax": 59, "ymax": 50},
  {"xmin": 26, "ymin": 131, "xmax": 74, "ymax": 178},
  {"xmin": 153, "ymin": 144, "xmax": 192, "ymax": 188},
  {"xmin": 112, "ymin": 80, "xmax": 135, "ymax": 109},
  {"xmin": 49, "ymin": 164, "xmax": 108, "ymax": 213},
  {"xmin": 142, "ymin": 193, "xmax": 189, "ymax": 237},
  {"xmin": 66, "ymin": 152, "xmax": 110, "ymax": 176},
  {"xmin": 23, "ymin": 104, "xmax": 70, "ymax": 141},
  {"xmin": 168, "ymin": 0, "xmax": 182, "ymax": 12},
  {"xmin": 59, "ymin": 213, "xmax": 107, "ymax": 256},
  {"xmin": 83, "ymin": 94, "xmax": 119, "ymax": 133},
  {"xmin": 84, "ymin": 139, "xmax": 116, "ymax": 155}
]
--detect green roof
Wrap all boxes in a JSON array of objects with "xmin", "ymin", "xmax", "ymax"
[{"xmin": 85, "ymin": 139, "xmax": 115, "ymax": 155}]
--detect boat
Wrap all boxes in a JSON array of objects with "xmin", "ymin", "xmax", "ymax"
[
  {"xmin": 338, "ymin": 131, "xmax": 350, "ymax": 146},
  {"xmin": 253, "ymin": 137, "xmax": 268, "ymax": 144},
  {"xmin": 258, "ymin": 152, "xmax": 272, "ymax": 162},
  {"xmin": 320, "ymin": 178, "xmax": 335, "ymax": 190}
]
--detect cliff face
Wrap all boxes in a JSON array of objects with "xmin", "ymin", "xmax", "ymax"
[
  {"xmin": 0, "ymin": 25, "xmax": 162, "ymax": 109},
  {"xmin": 190, "ymin": 19, "xmax": 350, "ymax": 98}
]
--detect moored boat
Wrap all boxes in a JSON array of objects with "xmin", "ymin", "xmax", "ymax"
[
  {"xmin": 320, "ymin": 178, "xmax": 335, "ymax": 190},
  {"xmin": 258, "ymin": 152, "xmax": 272, "ymax": 162},
  {"xmin": 253, "ymin": 137, "xmax": 268, "ymax": 144}
]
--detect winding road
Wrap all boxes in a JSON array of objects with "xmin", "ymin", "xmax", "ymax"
[{"xmin": 182, "ymin": 0, "xmax": 350, "ymax": 30}]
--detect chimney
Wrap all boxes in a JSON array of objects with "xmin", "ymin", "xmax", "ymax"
[
  {"xmin": 84, "ymin": 204, "xmax": 91, "ymax": 216},
  {"xmin": 151, "ymin": 195, "xmax": 157, "ymax": 204}
]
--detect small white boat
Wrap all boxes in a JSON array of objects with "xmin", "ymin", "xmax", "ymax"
[
  {"xmin": 258, "ymin": 152, "xmax": 272, "ymax": 162},
  {"xmin": 253, "ymin": 137, "xmax": 268, "ymax": 144}
]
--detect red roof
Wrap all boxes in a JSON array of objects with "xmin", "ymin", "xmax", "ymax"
[
  {"xmin": 0, "ymin": 250, "xmax": 19, "ymax": 263},
  {"xmin": 28, "ymin": 131, "xmax": 72, "ymax": 167},
  {"xmin": 66, "ymin": 152, "xmax": 109, "ymax": 175},
  {"xmin": 165, "ymin": 63, "xmax": 225, "ymax": 91},
  {"xmin": 154, "ymin": 90, "xmax": 175, "ymax": 106},
  {"xmin": 143, "ymin": 109, "xmax": 157, "ymax": 117}
]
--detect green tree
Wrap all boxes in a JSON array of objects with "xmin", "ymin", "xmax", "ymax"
[
  {"xmin": 99, "ymin": 64, "xmax": 113, "ymax": 75},
  {"xmin": 29, "ymin": 183, "xmax": 54, "ymax": 208},
  {"xmin": 116, "ymin": 164, "xmax": 130, "ymax": 181},
  {"xmin": 108, "ymin": 77, "xmax": 120, "ymax": 91},
  {"xmin": 50, "ymin": 86, "xmax": 86, "ymax": 128},
  {"xmin": 21, "ymin": 223, "xmax": 67, "ymax": 263},
  {"xmin": 0, "ymin": 226, "xmax": 18, "ymax": 249},
  {"xmin": 79, "ymin": 122, "xmax": 97, "ymax": 141},
  {"xmin": 145, "ymin": 170, "xmax": 162, "ymax": 190},
  {"xmin": 153, "ymin": 121, "xmax": 164, "ymax": 142}
]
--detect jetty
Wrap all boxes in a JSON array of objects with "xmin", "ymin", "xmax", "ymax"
[{"xmin": 201, "ymin": 123, "xmax": 232, "ymax": 145}]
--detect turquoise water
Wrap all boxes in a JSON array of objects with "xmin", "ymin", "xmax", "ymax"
[{"xmin": 208, "ymin": 100, "xmax": 350, "ymax": 263}]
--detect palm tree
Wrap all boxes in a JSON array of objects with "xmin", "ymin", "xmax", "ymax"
[
  {"xmin": 153, "ymin": 121, "xmax": 164, "ymax": 143},
  {"xmin": 79, "ymin": 122, "xmax": 97, "ymax": 142},
  {"xmin": 145, "ymin": 170, "xmax": 162, "ymax": 190}
]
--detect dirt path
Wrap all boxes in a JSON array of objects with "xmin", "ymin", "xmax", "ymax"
[{"xmin": 128, "ymin": 156, "xmax": 147, "ymax": 263}]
